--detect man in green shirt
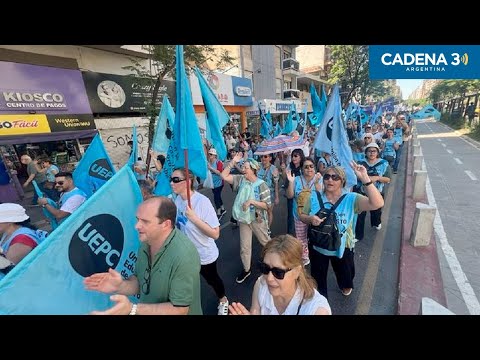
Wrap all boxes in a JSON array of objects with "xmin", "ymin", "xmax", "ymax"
[{"xmin": 84, "ymin": 196, "xmax": 202, "ymax": 315}]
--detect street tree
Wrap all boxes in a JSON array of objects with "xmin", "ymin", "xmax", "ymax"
[{"xmin": 123, "ymin": 45, "xmax": 234, "ymax": 163}]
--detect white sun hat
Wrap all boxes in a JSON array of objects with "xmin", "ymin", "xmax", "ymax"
[{"xmin": 0, "ymin": 203, "xmax": 30, "ymax": 223}]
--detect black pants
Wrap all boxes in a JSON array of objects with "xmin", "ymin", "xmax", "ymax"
[
  {"xmin": 355, "ymin": 207, "xmax": 383, "ymax": 240},
  {"xmin": 200, "ymin": 260, "xmax": 226, "ymax": 299},
  {"xmin": 287, "ymin": 197, "xmax": 295, "ymax": 236},
  {"xmin": 309, "ymin": 246, "xmax": 355, "ymax": 299},
  {"xmin": 212, "ymin": 185, "xmax": 224, "ymax": 210}
]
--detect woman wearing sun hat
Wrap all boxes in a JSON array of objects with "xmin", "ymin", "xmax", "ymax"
[{"xmin": 0, "ymin": 203, "xmax": 47, "ymax": 267}]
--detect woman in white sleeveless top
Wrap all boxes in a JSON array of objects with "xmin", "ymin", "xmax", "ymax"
[{"xmin": 229, "ymin": 234, "xmax": 331, "ymax": 315}]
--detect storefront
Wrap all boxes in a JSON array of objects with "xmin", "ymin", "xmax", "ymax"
[
  {"xmin": 189, "ymin": 71, "xmax": 253, "ymax": 135},
  {"xmin": 0, "ymin": 61, "xmax": 96, "ymax": 200},
  {"xmin": 82, "ymin": 71, "xmax": 175, "ymax": 167},
  {"xmin": 246, "ymin": 99, "xmax": 305, "ymax": 136}
]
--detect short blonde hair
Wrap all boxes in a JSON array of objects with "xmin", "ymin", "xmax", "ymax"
[{"xmin": 324, "ymin": 165, "xmax": 347, "ymax": 187}]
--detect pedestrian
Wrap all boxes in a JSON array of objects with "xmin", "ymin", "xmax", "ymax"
[
  {"xmin": 37, "ymin": 172, "xmax": 87, "ymax": 225},
  {"xmin": 171, "ymin": 168, "xmax": 229, "ymax": 315},
  {"xmin": 84, "ymin": 196, "xmax": 203, "ymax": 315},
  {"xmin": 299, "ymin": 163, "xmax": 384, "ymax": 299},
  {"xmin": 228, "ymin": 234, "xmax": 331, "ymax": 315},
  {"xmin": 221, "ymin": 154, "xmax": 271, "ymax": 284}
]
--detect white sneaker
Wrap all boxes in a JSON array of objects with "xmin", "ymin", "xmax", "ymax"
[
  {"xmin": 217, "ymin": 299, "xmax": 229, "ymax": 315},
  {"xmin": 375, "ymin": 224, "xmax": 382, "ymax": 230}
]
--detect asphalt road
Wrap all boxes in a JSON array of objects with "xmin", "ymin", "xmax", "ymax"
[{"xmin": 416, "ymin": 119, "xmax": 480, "ymax": 315}]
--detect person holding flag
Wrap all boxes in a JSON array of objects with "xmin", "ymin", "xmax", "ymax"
[
  {"xmin": 37, "ymin": 172, "xmax": 87, "ymax": 226},
  {"xmin": 84, "ymin": 196, "xmax": 203, "ymax": 315}
]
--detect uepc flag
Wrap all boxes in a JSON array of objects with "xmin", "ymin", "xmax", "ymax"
[
  {"xmin": 73, "ymin": 133, "xmax": 116, "ymax": 198},
  {"xmin": 0, "ymin": 166, "xmax": 143, "ymax": 314}
]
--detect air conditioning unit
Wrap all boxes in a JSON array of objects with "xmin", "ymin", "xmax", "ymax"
[
  {"xmin": 282, "ymin": 58, "xmax": 299, "ymax": 71},
  {"xmin": 283, "ymin": 89, "xmax": 300, "ymax": 99}
]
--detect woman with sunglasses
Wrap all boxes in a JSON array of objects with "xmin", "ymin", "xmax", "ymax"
[
  {"xmin": 286, "ymin": 157, "xmax": 322, "ymax": 266},
  {"xmin": 280, "ymin": 149, "xmax": 305, "ymax": 236},
  {"xmin": 228, "ymin": 234, "xmax": 331, "ymax": 315},
  {"xmin": 170, "ymin": 168, "xmax": 229, "ymax": 315},
  {"xmin": 299, "ymin": 163, "xmax": 384, "ymax": 299}
]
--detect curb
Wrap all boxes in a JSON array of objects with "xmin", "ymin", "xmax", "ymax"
[{"xmin": 397, "ymin": 137, "xmax": 447, "ymax": 315}]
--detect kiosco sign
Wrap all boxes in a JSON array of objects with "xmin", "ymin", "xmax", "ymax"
[{"xmin": 0, "ymin": 61, "xmax": 93, "ymax": 115}]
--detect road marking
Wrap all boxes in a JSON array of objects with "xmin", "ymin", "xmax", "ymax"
[
  {"xmin": 454, "ymin": 158, "xmax": 463, "ymax": 165},
  {"xmin": 437, "ymin": 139, "xmax": 442, "ymax": 142},
  {"xmin": 355, "ymin": 172, "xmax": 396, "ymax": 315},
  {"xmin": 465, "ymin": 170, "xmax": 478, "ymax": 181},
  {"xmin": 441, "ymin": 143, "xmax": 446, "ymax": 147},
  {"xmin": 446, "ymin": 149, "xmax": 453, "ymax": 154},
  {"xmin": 426, "ymin": 176, "xmax": 480, "ymax": 315}
]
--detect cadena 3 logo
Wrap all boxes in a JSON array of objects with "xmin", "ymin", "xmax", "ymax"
[{"xmin": 69, "ymin": 214, "xmax": 124, "ymax": 277}]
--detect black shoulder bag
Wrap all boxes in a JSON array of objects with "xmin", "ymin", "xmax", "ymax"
[{"xmin": 307, "ymin": 192, "xmax": 347, "ymax": 251}]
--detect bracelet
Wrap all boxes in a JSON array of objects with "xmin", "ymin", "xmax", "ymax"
[
  {"xmin": 363, "ymin": 181, "xmax": 373, "ymax": 187},
  {"xmin": 129, "ymin": 303, "xmax": 137, "ymax": 315}
]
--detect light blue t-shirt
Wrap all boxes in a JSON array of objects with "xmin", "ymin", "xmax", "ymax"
[{"xmin": 308, "ymin": 191, "xmax": 361, "ymax": 258}]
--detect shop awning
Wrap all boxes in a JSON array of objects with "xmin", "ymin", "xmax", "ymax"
[{"xmin": 0, "ymin": 129, "xmax": 98, "ymax": 145}]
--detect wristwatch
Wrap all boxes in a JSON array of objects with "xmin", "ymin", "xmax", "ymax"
[{"xmin": 129, "ymin": 303, "xmax": 137, "ymax": 315}]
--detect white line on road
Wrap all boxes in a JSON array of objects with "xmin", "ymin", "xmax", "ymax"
[
  {"xmin": 454, "ymin": 158, "xmax": 463, "ymax": 165},
  {"xmin": 441, "ymin": 143, "xmax": 447, "ymax": 147},
  {"xmin": 426, "ymin": 177, "xmax": 480, "ymax": 315},
  {"xmin": 446, "ymin": 149, "xmax": 453, "ymax": 154},
  {"xmin": 465, "ymin": 170, "xmax": 478, "ymax": 181},
  {"xmin": 437, "ymin": 139, "xmax": 442, "ymax": 142}
]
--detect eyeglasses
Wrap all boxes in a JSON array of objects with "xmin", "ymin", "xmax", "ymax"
[
  {"xmin": 259, "ymin": 262, "xmax": 292, "ymax": 280},
  {"xmin": 303, "ymin": 164, "xmax": 314, "ymax": 169},
  {"xmin": 142, "ymin": 266, "xmax": 151, "ymax": 295},
  {"xmin": 367, "ymin": 150, "xmax": 378, "ymax": 153},
  {"xmin": 261, "ymin": 155, "xmax": 269, "ymax": 158},
  {"xmin": 55, "ymin": 181, "xmax": 65, "ymax": 185},
  {"xmin": 170, "ymin": 177, "xmax": 186, "ymax": 184},
  {"xmin": 323, "ymin": 173, "xmax": 342, "ymax": 181}
]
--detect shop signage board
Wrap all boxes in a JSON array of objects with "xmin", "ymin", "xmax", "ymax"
[
  {"xmin": 0, "ymin": 61, "xmax": 93, "ymax": 116},
  {"xmin": 82, "ymin": 72, "xmax": 175, "ymax": 114}
]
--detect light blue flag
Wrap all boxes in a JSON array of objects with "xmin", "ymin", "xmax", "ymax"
[
  {"xmin": 370, "ymin": 104, "xmax": 383, "ymax": 125},
  {"xmin": 73, "ymin": 133, "xmax": 116, "ymax": 198},
  {"xmin": 412, "ymin": 104, "xmax": 441, "ymax": 120},
  {"xmin": 152, "ymin": 95, "xmax": 175, "ymax": 153},
  {"xmin": 358, "ymin": 107, "xmax": 369, "ymax": 125},
  {"xmin": 313, "ymin": 84, "xmax": 357, "ymax": 188},
  {"xmin": 32, "ymin": 180, "xmax": 59, "ymax": 230},
  {"xmin": 274, "ymin": 121, "xmax": 282, "ymax": 137},
  {"xmin": 154, "ymin": 45, "xmax": 207, "ymax": 196},
  {"xmin": 319, "ymin": 84, "xmax": 328, "ymax": 123},
  {"xmin": 193, "ymin": 67, "xmax": 229, "ymax": 161},
  {"xmin": 283, "ymin": 102, "xmax": 296, "ymax": 134},
  {"xmin": 127, "ymin": 125, "xmax": 138, "ymax": 167},
  {"xmin": 311, "ymin": 83, "xmax": 322, "ymax": 115},
  {"xmin": 0, "ymin": 166, "xmax": 143, "ymax": 314}
]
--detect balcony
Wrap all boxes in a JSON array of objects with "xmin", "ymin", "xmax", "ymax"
[
  {"xmin": 282, "ymin": 58, "xmax": 300, "ymax": 76},
  {"xmin": 283, "ymin": 89, "xmax": 300, "ymax": 100}
]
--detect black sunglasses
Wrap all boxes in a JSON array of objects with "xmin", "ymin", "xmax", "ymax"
[
  {"xmin": 323, "ymin": 173, "xmax": 342, "ymax": 181},
  {"xmin": 170, "ymin": 177, "xmax": 186, "ymax": 184},
  {"xmin": 55, "ymin": 181, "xmax": 65, "ymax": 185},
  {"xmin": 259, "ymin": 262, "xmax": 292, "ymax": 280},
  {"xmin": 303, "ymin": 164, "xmax": 314, "ymax": 169},
  {"xmin": 142, "ymin": 266, "xmax": 151, "ymax": 295}
]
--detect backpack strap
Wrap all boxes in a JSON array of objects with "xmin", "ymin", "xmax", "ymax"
[{"xmin": 315, "ymin": 192, "xmax": 347, "ymax": 218}]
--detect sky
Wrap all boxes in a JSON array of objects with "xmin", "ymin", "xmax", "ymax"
[{"xmin": 396, "ymin": 79, "xmax": 424, "ymax": 100}]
